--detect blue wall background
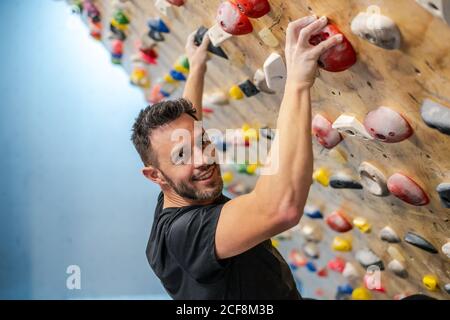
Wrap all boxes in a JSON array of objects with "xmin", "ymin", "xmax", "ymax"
[{"xmin": 0, "ymin": 0, "xmax": 168, "ymax": 299}]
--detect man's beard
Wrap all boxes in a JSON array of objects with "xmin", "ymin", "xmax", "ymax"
[{"xmin": 161, "ymin": 165, "xmax": 223, "ymax": 201}]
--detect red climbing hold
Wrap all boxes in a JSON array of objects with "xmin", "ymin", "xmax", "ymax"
[
  {"xmin": 308, "ymin": 24, "xmax": 357, "ymax": 72},
  {"xmin": 317, "ymin": 267, "xmax": 328, "ymax": 277},
  {"xmin": 217, "ymin": 1, "xmax": 253, "ymax": 35},
  {"xmin": 111, "ymin": 39, "xmax": 123, "ymax": 54},
  {"xmin": 327, "ymin": 257, "xmax": 346, "ymax": 273},
  {"xmin": 364, "ymin": 106, "xmax": 413, "ymax": 143},
  {"xmin": 387, "ymin": 173, "xmax": 430, "ymax": 206},
  {"xmin": 233, "ymin": 0, "xmax": 271, "ymax": 18},
  {"xmin": 167, "ymin": 0, "xmax": 185, "ymax": 6},
  {"xmin": 325, "ymin": 210, "xmax": 353, "ymax": 232},
  {"xmin": 312, "ymin": 114, "xmax": 342, "ymax": 149}
]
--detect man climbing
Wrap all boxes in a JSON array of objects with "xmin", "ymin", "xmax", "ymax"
[{"xmin": 131, "ymin": 15, "xmax": 343, "ymax": 299}]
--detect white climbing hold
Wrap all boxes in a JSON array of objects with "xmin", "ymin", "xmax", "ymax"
[
  {"xmin": 442, "ymin": 242, "xmax": 450, "ymax": 258},
  {"xmin": 358, "ymin": 162, "xmax": 389, "ymax": 196},
  {"xmin": 388, "ymin": 259, "xmax": 407, "ymax": 278},
  {"xmin": 263, "ymin": 53, "xmax": 287, "ymax": 93},
  {"xmin": 300, "ymin": 223, "xmax": 323, "ymax": 242},
  {"xmin": 253, "ymin": 69, "xmax": 276, "ymax": 94},
  {"xmin": 208, "ymin": 23, "xmax": 233, "ymax": 46},
  {"xmin": 342, "ymin": 262, "xmax": 359, "ymax": 280},
  {"xmin": 303, "ymin": 242, "xmax": 320, "ymax": 259},
  {"xmin": 355, "ymin": 248, "xmax": 384, "ymax": 270},
  {"xmin": 379, "ymin": 226, "xmax": 401, "ymax": 243},
  {"xmin": 332, "ymin": 114, "xmax": 374, "ymax": 140},
  {"xmin": 154, "ymin": 0, "xmax": 175, "ymax": 19}
]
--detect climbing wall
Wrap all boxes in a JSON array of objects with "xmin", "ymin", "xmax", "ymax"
[{"xmin": 70, "ymin": 0, "xmax": 450, "ymax": 299}]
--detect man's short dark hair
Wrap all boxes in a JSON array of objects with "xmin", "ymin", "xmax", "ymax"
[{"xmin": 131, "ymin": 98, "xmax": 198, "ymax": 166}]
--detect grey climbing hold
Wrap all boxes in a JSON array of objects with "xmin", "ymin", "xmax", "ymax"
[
  {"xmin": 442, "ymin": 241, "xmax": 450, "ymax": 258},
  {"xmin": 388, "ymin": 259, "xmax": 408, "ymax": 278},
  {"xmin": 437, "ymin": 183, "xmax": 450, "ymax": 208},
  {"xmin": 195, "ymin": 26, "xmax": 229, "ymax": 60},
  {"xmin": 355, "ymin": 248, "xmax": 384, "ymax": 270},
  {"xmin": 303, "ymin": 242, "xmax": 320, "ymax": 259},
  {"xmin": 238, "ymin": 79, "xmax": 260, "ymax": 97},
  {"xmin": 253, "ymin": 69, "xmax": 276, "ymax": 94},
  {"xmin": 404, "ymin": 232, "xmax": 438, "ymax": 254},
  {"xmin": 329, "ymin": 172, "xmax": 363, "ymax": 189},
  {"xmin": 351, "ymin": 11, "xmax": 401, "ymax": 50},
  {"xmin": 445, "ymin": 283, "xmax": 450, "ymax": 294},
  {"xmin": 420, "ymin": 99, "xmax": 450, "ymax": 135},
  {"xmin": 379, "ymin": 226, "xmax": 401, "ymax": 243}
]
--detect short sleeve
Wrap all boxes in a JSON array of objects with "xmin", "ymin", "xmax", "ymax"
[{"xmin": 166, "ymin": 204, "xmax": 229, "ymax": 283}]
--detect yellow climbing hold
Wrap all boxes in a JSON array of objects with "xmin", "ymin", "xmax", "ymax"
[
  {"xmin": 352, "ymin": 287, "xmax": 372, "ymax": 300},
  {"xmin": 222, "ymin": 171, "xmax": 234, "ymax": 184},
  {"xmin": 173, "ymin": 62, "xmax": 190, "ymax": 74},
  {"xmin": 353, "ymin": 217, "xmax": 371, "ymax": 233},
  {"xmin": 229, "ymin": 85, "xmax": 244, "ymax": 100},
  {"xmin": 271, "ymin": 238, "xmax": 279, "ymax": 248},
  {"xmin": 422, "ymin": 274, "xmax": 439, "ymax": 291},
  {"xmin": 313, "ymin": 167, "xmax": 330, "ymax": 187},
  {"xmin": 332, "ymin": 236, "xmax": 352, "ymax": 252},
  {"xmin": 110, "ymin": 18, "xmax": 128, "ymax": 31},
  {"xmin": 163, "ymin": 73, "xmax": 177, "ymax": 84},
  {"xmin": 246, "ymin": 164, "xmax": 258, "ymax": 175}
]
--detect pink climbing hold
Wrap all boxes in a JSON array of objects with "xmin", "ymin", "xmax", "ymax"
[
  {"xmin": 325, "ymin": 210, "xmax": 353, "ymax": 233},
  {"xmin": 217, "ymin": 1, "xmax": 253, "ymax": 35},
  {"xmin": 312, "ymin": 114, "xmax": 342, "ymax": 149},
  {"xmin": 167, "ymin": 0, "xmax": 185, "ymax": 6},
  {"xmin": 111, "ymin": 39, "xmax": 123, "ymax": 54},
  {"xmin": 327, "ymin": 257, "xmax": 346, "ymax": 273},
  {"xmin": 387, "ymin": 173, "xmax": 430, "ymax": 206},
  {"xmin": 364, "ymin": 106, "xmax": 413, "ymax": 143},
  {"xmin": 289, "ymin": 249, "xmax": 307, "ymax": 267}
]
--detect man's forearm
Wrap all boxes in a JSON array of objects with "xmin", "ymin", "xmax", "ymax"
[
  {"xmin": 182, "ymin": 65, "xmax": 206, "ymax": 120},
  {"xmin": 255, "ymin": 84, "xmax": 313, "ymax": 221}
]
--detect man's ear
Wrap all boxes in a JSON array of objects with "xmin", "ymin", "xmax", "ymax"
[{"xmin": 142, "ymin": 165, "xmax": 166, "ymax": 185}]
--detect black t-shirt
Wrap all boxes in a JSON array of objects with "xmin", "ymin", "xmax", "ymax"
[{"xmin": 146, "ymin": 191, "xmax": 301, "ymax": 300}]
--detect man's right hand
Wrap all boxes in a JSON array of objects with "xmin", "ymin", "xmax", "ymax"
[{"xmin": 285, "ymin": 16, "xmax": 343, "ymax": 90}]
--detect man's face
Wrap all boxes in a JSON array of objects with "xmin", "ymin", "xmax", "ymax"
[{"xmin": 150, "ymin": 114, "xmax": 223, "ymax": 201}]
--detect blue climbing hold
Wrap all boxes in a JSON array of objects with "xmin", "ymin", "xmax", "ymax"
[
  {"xmin": 337, "ymin": 284, "xmax": 353, "ymax": 295},
  {"xmin": 304, "ymin": 206, "xmax": 323, "ymax": 219},
  {"xmin": 147, "ymin": 18, "xmax": 170, "ymax": 33},
  {"xmin": 160, "ymin": 90, "xmax": 171, "ymax": 97},
  {"xmin": 306, "ymin": 261, "xmax": 317, "ymax": 272},
  {"xmin": 169, "ymin": 70, "xmax": 187, "ymax": 81}
]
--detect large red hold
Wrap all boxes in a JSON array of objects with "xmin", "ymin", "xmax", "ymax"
[
  {"xmin": 309, "ymin": 24, "xmax": 357, "ymax": 72},
  {"xmin": 325, "ymin": 210, "xmax": 353, "ymax": 232},
  {"xmin": 233, "ymin": 0, "xmax": 271, "ymax": 18},
  {"xmin": 217, "ymin": 1, "xmax": 253, "ymax": 35},
  {"xmin": 387, "ymin": 173, "xmax": 430, "ymax": 206},
  {"xmin": 167, "ymin": 0, "xmax": 185, "ymax": 6}
]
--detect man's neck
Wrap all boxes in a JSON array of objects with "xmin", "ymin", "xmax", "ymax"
[{"xmin": 162, "ymin": 189, "xmax": 218, "ymax": 209}]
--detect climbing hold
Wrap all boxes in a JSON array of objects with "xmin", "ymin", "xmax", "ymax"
[
  {"xmin": 270, "ymin": 238, "xmax": 279, "ymax": 248},
  {"xmin": 195, "ymin": 26, "xmax": 229, "ymax": 59},
  {"xmin": 317, "ymin": 267, "xmax": 328, "ymax": 277},
  {"xmin": 387, "ymin": 173, "xmax": 429, "ymax": 206},
  {"xmin": 358, "ymin": 162, "xmax": 389, "ymax": 196},
  {"xmin": 289, "ymin": 249, "xmax": 307, "ymax": 267},
  {"xmin": 364, "ymin": 107, "xmax": 413, "ymax": 143},
  {"xmin": 379, "ymin": 226, "xmax": 401, "ymax": 243},
  {"xmin": 355, "ymin": 248, "xmax": 384, "ymax": 270},
  {"xmin": 312, "ymin": 114, "xmax": 342, "ymax": 149},
  {"xmin": 364, "ymin": 271, "xmax": 386, "ymax": 292},
  {"xmin": 303, "ymin": 242, "xmax": 320, "ymax": 259},
  {"xmin": 306, "ymin": 261, "xmax": 317, "ymax": 272},
  {"xmin": 342, "ymin": 262, "xmax": 359, "ymax": 280},
  {"xmin": 258, "ymin": 27, "xmax": 279, "ymax": 47},
  {"xmin": 437, "ymin": 183, "xmax": 450, "ymax": 208},
  {"xmin": 327, "ymin": 257, "xmax": 346, "ymax": 273},
  {"xmin": 304, "ymin": 205, "xmax": 323, "ymax": 219},
  {"xmin": 337, "ymin": 284, "xmax": 354, "ymax": 295},
  {"xmin": 332, "ymin": 114, "xmax": 373, "ymax": 140},
  {"xmin": 308, "ymin": 23, "xmax": 357, "ymax": 72},
  {"xmin": 167, "ymin": 0, "xmax": 185, "ymax": 6},
  {"xmin": 352, "ymin": 287, "xmax": 371, "ymax": 300},
  {"xmin": 416, "ymin": 0, "xmax": 450, "ymax": 24},
  {"xmin": 420, "ymin": 99, "xmax": 450, "ymax": 135},
  {"xmin": 328, "ymin": 148, "xmax": 347, "ymax": 164},
  {"xmin": 130, "ymin": 66, "xmax": 150, "ymax": 88},
  {"xmin": 332, "ymin": 236, "xmax": 352, "ymax": 251},
  {"xmin": 253, "ymin": 69, "xmax": 275, "ymax": 94},
  {"xmin": 113, "ymin": 10, "xmax": 130, "ymax": 26},
  {"xmin": 246, "ymin": 163, "xmax": 258, "ymax": 175},
  {"xmin": 148, "ymin": 29, "xmax": 165, "ymax": 42},
  {"xmin": 155, "ymin": 0, "xmax": 175, "ymax": 19},
  {"xmin": 160, "ymin": 81, "xmax": 178, "ymax": 97},
  {"xmin": 351, "ymin": 11, "xmax": 401, "ymax": 50},
  {"xmin": 147, "ymin": 18, "xmax": 170, "ymax": 33},
  {"xmin": 216, "ymin": 1, "xmax": 253, "ymax": 35},
  {"xmin": 263, "ymin": 53, "xmax": 287, "ymax": 93},
  {"xmin": 169, "ymin": 70, "xmax": 186, "ymax": 81},
  {"xmin": 329, "ymin": 172, "xmax": 363, "ymax": 189},
  {"xmin": 442, "ymin": 242, "xmax": 450, "ymax": 258},
  {"xmin": 111, "ymin": 39, "xmax": 124, "ymax": 54},
  {"xmin": 260, "ymin": 126, "xmax": 275, "ymax": 140},
  {"xmin": 388, "ymin": 259, "xmax": 408, "ymax": 278},
  {"xmin": 109, "ymin": 23, "xmax": 127, "ymax": 41},
  {"xmin": 229, "ymin": 85, "xmax": 244, "ymax": 100},
  {"xmin": 300, "ymin": 224, "xmax": 323, "ymax": 242},
  {"xmin": 89, "ymin": 21, "xmax": 102, "ymax": 40},
  {"xmin": 404, "ymin": 232, "xmax": 438, "ymax": 253},
  {"xmin": 233, "ymin": 0, "xmax": 271, "ymax": 18},
  {"xmin": 207, "ymin": 23, "xmax": 233, "ymax": 46},
  {"xmin": 163, "ymin": 73, "xmax": 177, "ymax": 84},
  {"xmin": 422, "ymin": 274, "xmax": 439, "ymax": 291},
  {"xmin": 222, "ymin": 171, "xmax": 234, "ymax": 184},
  {"xmin": 445, "ymin": 283, "xmax": 450, "ymax": 294},
  {"xmin": 353, "ymin": 217, "xmax": 371, "ymax": 233},
  {"xmin": 387, "ymin": 245, "xmax": 405, "ymax": 262},
  {"xmin": 148, "ymin": 84, "xmax": 164, "ymax": 104},
  {"xmin": 238, "ymin": 79, "xmax": 260, "ymax": 97},
  {"xmin": 313, "ymin": 167, "xmax": 331, "ymax": 187},
  {"xmin": 325, "ymin": 210, "xmax": 353, "ymax": 233}
]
